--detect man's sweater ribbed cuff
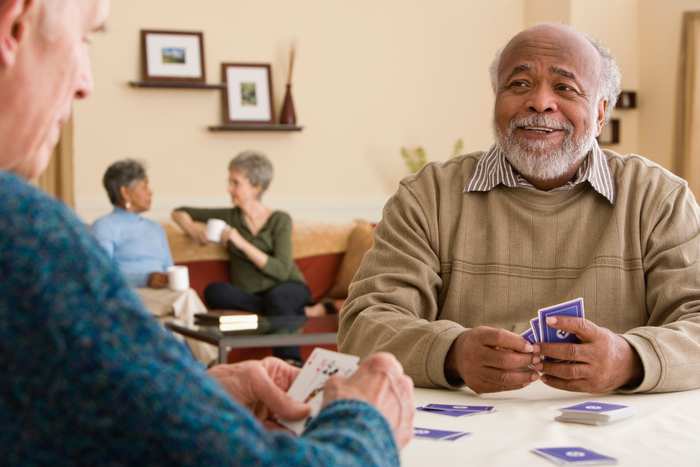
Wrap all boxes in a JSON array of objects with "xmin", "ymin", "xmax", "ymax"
[
  {"xmin": 427, "ymin": 325, "xmax": 468, "ymax": 389},
  {"xmin": 619, "ymin": 333, "xmax": 662, "ymax": 393}
]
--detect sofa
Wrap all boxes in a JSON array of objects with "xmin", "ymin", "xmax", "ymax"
[{"xmin": 163, "ymin": 220, "xmax": 375, "ymax": 362}]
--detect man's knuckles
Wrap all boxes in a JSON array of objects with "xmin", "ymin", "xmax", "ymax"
[{"xmin": 363, "ymin": 352, "xmax": 402, "ymax": 373}]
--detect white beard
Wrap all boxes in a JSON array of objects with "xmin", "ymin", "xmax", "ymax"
[{"xmin": 494, "ymin": 114, "xmax": 597, "ymax": 182}]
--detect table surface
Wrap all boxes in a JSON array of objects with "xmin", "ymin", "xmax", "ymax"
[{"xmin": 403, "ymin": 381, "xmax": 700, "ymax": 467}]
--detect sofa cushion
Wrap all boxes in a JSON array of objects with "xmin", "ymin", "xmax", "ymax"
[
  {"xmin": 296, "ymin": 253, "xmax": 344, "ymax": 302},
  {"xmin": 181, "ymin": 260, "xmax": 231, "ymax": 299},
  {"xmin": 327, "ymin": 221, "xmax": 374, "ymax": 299},
  {"xmin": 166, "ymin": 220, "xmax": 359, "ymax": 303}
]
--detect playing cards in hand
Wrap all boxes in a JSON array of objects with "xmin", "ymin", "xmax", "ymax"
[
  {"xmin": 278, "ymin": 348, "xmax": 359, "ymax": 434},
  {"xmin": 521, "ymin": 297, "xmax": 585, "ymax": 345},
  {"xmin": 555, "ymin": 401, "xmax": 636, "ymax": 425}
]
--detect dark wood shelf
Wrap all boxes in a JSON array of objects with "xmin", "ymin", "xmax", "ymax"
[
  {"xmin": 208, "ymin": 124, "xmax": 304, "ymax": 132},
  {"xmin": 128, "ymin": 80, "xmax": 225, "ymax": 90}
]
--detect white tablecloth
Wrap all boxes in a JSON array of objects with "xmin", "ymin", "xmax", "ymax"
[
  {"xmin": 402, "ymin": 381, "xmax": 700, "ymax": 466},
  {"xmin": 135, "ymin": 287, "xmax": 217, "ymax": 364}
]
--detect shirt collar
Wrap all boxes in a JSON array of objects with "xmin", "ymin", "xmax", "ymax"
[
  {"xmin": 112, "ymin": 207, "xmax": 142, "ymax": 218},
  {"xmin": 464, "ymin": 141, "xmax": 615, "ymax": 204}
]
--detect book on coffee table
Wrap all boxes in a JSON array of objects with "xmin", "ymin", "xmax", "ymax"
[{"xmin": 194, "ymin": 310, "xmax": 259, "ymax": 325}]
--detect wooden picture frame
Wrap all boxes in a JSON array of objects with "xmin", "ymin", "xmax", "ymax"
[
  {"xmin": 141, "ymin": 30, "xmax": 206, "ymax": 83},
  {"xmin": 221, "ymin": 63, "xmax": 274, "ymax": 124},
  {"xmin": 615, "ymin": 91, "xmax": 637, "ymax": 109}
]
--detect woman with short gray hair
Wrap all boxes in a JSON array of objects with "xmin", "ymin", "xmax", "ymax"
[
  {"xmin": 172, "ymin": 151, "xmax": 311, "ymax": 365},
  {"xmin": 228, "ymin": 150, "xmax": 274, "ymax": 197}
]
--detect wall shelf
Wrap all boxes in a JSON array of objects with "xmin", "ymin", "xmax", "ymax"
[
  {"xmin": 128, "ymin": 81, "xmax": 305, "ymax": 132},
  {"xmin": 128, "ymin": 80, "xmax": 225, "ymax": 90},
  {"xmin": 208, "ymin": 124, "xmax": 303, "ymax": 132}
]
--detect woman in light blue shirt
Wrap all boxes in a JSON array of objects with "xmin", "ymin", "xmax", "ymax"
[{"xmin": 92, "ymin": 159, "xmax": 172, "ymax": 288}]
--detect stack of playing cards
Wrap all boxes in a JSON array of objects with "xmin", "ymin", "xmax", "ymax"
[
  {"xmin": 416, "ymin": 403, "xmax": 494, "ymax": 417},
  {"xmin": 532, "ymin": 447, "xmax": 617, "ymax": 465},
  {"xmin": 413, "ymin": 427, "xmax": 471, "ymax": 441},
  {"xmin": 555, "ymin": 401, "xmax": 636, "ymax": 426},
  {"xmin": 279, "ymin": 348, "xmax": 359, "ymax": 434},
  {"xmin": 521, "ymin": 298, "xmax": 585, "ymax": 347}
]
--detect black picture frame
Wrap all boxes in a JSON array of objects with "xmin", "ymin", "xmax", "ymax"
[{"xmin": 615, "ymin": 91, "xmax": 637, "ymax": 109}]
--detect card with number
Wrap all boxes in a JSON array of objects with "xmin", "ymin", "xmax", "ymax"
[{"xmin": 279, "ymin": 348, "xmax": 359, "ymax": 434}]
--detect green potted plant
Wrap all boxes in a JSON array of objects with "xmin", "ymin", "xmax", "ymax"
[{"xmin": 401, "ymin": 138, "xmax": 464, "ymax": 173}]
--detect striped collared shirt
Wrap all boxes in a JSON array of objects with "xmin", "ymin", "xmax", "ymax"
[{"xmin": 464, "ymin": 142, "xmax": 615, "ymax": 204}]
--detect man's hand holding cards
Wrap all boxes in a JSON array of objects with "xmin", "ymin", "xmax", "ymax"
[
  {"xmin": 521, "ymin": 298, "xmax": 644, "ymax": 394},
  {"xmin": 279, "ymin": 349, "xmax": 415, "ymax": 448},
  {"xmin": 445, "ymin": 325, "xmax": 541, "ymax": 394}
]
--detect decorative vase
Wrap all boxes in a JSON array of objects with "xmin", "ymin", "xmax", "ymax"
[{"xmin": 279, "ymin": 84, "xmax": 296, "ymax": 125}]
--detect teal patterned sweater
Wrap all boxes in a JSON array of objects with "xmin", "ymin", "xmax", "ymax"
[{"xmin": 0, "ymin": 172, "xmax": 399, "ymax": 466}]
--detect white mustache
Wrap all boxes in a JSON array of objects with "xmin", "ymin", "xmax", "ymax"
[{"xmin": 508, "ymin": 115, "xmax": 573, "ymax": 132}]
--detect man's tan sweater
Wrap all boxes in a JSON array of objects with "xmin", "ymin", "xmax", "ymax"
[{"xmin": 338, "ymin": 150, "xmax": 700, "ymax": 393}]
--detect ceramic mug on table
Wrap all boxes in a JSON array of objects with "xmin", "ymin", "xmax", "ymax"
[
  {"xmin": 167, "ymin": 265, "xmax": 190, "ymax": 291},
  {"xmin": 206, "ymin": 218, "xmax": 227, "ymax": 243}
]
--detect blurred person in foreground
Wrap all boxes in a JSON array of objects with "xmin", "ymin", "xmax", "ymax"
[{"xmin": 0, "ymin": 0, "xmax": 414, "ymax": 464}]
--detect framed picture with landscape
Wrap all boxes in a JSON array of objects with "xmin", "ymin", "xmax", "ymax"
[
  {"xmin": 222, "ymin": 63, "xmax": 274, "ymax": 124},
  {"xmin": 141, "ymin": 30, "xmax": 206, "ymax": 83}
]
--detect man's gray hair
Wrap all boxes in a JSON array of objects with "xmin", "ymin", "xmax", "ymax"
[
  {"xmin": 102, "ymin": 159, "xmax": 147, "ymax": 206},
  {"xmin": 489, "ymin": 25, "xmax": 621, "ymax": 123},
  {"xmin": 228, "ymin": 150, "xmax": 274, "ymax": 194}
]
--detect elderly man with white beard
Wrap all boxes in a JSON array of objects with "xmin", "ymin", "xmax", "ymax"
[{"xmin": 338, "ymin": 23, "xmax": 700, "ymax": 395}]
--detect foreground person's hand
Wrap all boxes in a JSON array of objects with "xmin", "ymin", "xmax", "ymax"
[
  {"xmin": 445, "ymin": 326, "xmax": 540, "ymax": 393},
  {"xmin": 322, "ymin": 352, "xmax": 415, "ymax": 448},
  {"xmin": 208, "ymin": 357, "xmax": 310, "ymax": 426},
  {"xmin": 538, "ymin": 316, "xmax": 643, "ymax": 393}
]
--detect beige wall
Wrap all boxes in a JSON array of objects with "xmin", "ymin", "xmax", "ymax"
[
  {"xmin": 639, "ymin": 0, "xmax": 700, "ymax": 170},
  {"xmin": 524, "ymin": 0, "xmax": 570, "ymax": 27},
  {"xmin": 74, "ymin": 0, "xmax": 523, "ymax": 222}
]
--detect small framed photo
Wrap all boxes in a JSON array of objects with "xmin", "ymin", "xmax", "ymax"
[
  {"xmin": 597, "ymin": 118, "xmax": 620, "ymax": 145},
  {"xmin": 141, "ymin": 30, "xmax": 205, "ymax": 83},
  {"xmin": 615, "ymin": 91, "xmax": 637, "ymax": 109},
  {"xmin": 222, "ymin": 63, "xmax": 274, "ymax": 124}
]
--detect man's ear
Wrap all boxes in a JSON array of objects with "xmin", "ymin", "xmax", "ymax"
[
  {"xmin": 0, "ymin": 0, "xmax": 33, "ymax": 69},
  {"xmin": 595, "ymin": 99, "xmax": 608, "ymax": 136}
]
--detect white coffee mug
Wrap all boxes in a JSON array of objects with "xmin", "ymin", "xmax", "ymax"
[
  {"xmin": 206, "ymin": 218, "xmax": 227, "ymax": 243},
  {"xmin": 167, "ymin": 265, "xmax": 190, "ymax": 291}
]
